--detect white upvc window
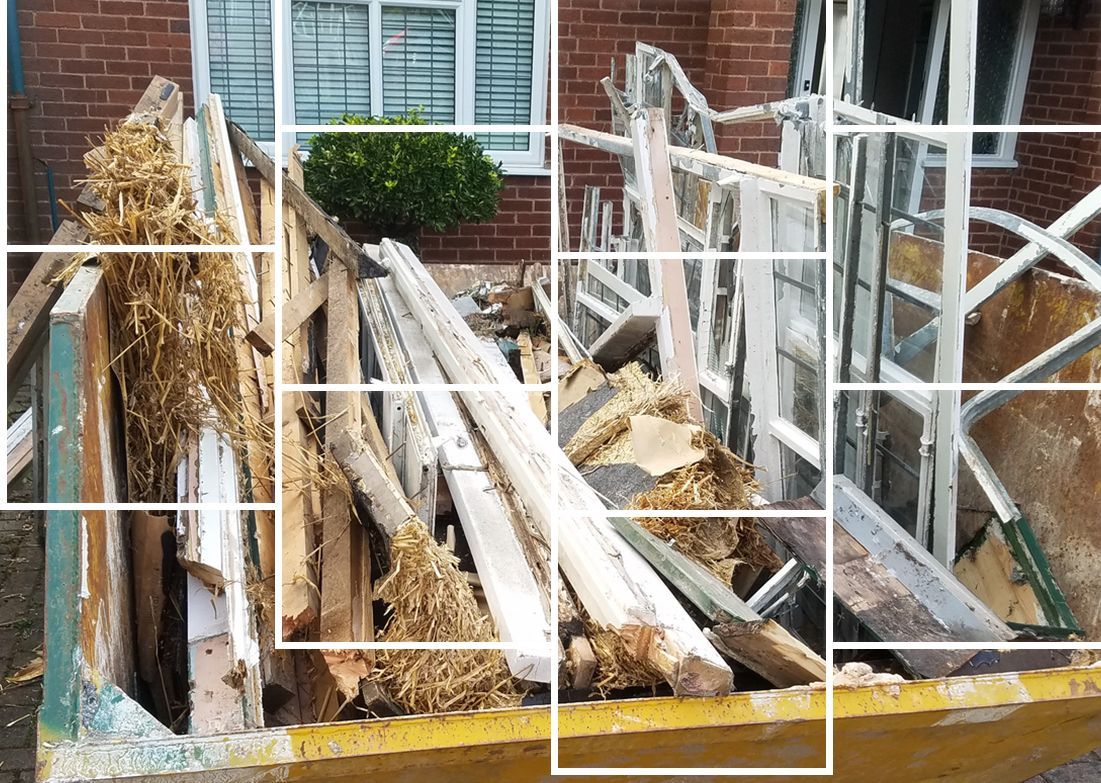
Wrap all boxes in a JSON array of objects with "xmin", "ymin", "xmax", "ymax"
[
  {"xmin": 190, "ymin": 0, "xmax": 277, "ymax": 144},
  {"xmin": 282, "ymin": 0, "xmax": 549, "ymax": 174}
]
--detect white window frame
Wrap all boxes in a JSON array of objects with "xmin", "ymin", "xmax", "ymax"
[
  {"xmin": 189, "ymin": 0, "xmax": 278, "ymax": 157},
  {"xmin": 280, "ymin": 0, "xmax": 549, "ymax": 175},
  {"xmin": 791, "ymin": 0, "xmax": 825, "ymax": 97},
  {"xmin": 914, "ymin": 0, "xmax": 1040, "ymax": 167},
  {"xmin": 741, "ymin": 260, "xmax": 822, "ymax": 502}
]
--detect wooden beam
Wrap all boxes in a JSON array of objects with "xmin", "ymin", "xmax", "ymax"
[
  {"xmin": 588, "ymin": 296, "xmax": 662, "ymax": 371},
  {"xmin": 609, "ymin": 516, "xmax": 825, "ymax": 687},
  {"xmin": 358, "ymin": 278, "xmax": 438, "ymax": 527},
  {"xmin": 631, "ymin": 108, "xmax": 703, "ymax": 420},
  {"xmin": 176, "ymin": 426, "xmax": 265, "ymax": 729},
  {"xmin": 380, "ymin": 239, "xmax": 731, "ymax": 696},
  {"xmin": 7, "ymin": 221, "xmax": 86, "ymax": 393},
  {"xmin": 373, "ymin": 275, "xmax": 554, "ymax": 680},
  {"xmin": 224, "ymin": 121, "xmax": 386, "ymax": 279},
  {"xmin": 706, "ymin": 621, "xmax": 827, "ymax": 688},
  {"xmin": 247, "ymin": 269, "xmax": 329, "ymax": 355},
  {"xmin": 320, "ymin": 263, "xmax": 371, "ymax": 645},
  {"xmin": 330, "ymin": 430, "xmax": 417, "ymax": 540},
  {"xmin": 280, "ymin": 148, "xmax": 321, "ymax": 638},
  {"xmin": 6, "ymin": 407, "xmax": 32, "ymax": 485},
  {"xmin": 516, "ymin": 332, "xmax": 548, "ymax": 423},
  {"xmin": 567, "ymin": 637, "xmax": 597, "ymax": 691}
]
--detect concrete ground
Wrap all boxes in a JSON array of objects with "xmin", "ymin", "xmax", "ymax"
[{"xmin": 0, "ymin": 513, "xmax": 1098, "ymax": 781}]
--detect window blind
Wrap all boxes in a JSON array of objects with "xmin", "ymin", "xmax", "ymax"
[
  {"xmin": 474, "ymin": 0, "xmax": 536, "ymax": 150},
  {"xmin": 291, "ymin": 1, "xmax": 373, "ymax": 126},
  {"xmin": 206, "ymin": 0, "xmax": 275, "ymax": 140},
  {"xmin": 381, "ymin": 6, "xmax": 457, "ymax": 122}
]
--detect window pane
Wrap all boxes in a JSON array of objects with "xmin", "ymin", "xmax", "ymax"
[
  {"xmin": 382, "ymin": 6, "xmax": 457, "ymax": 122},
  {"xmin": 932, "ymin": 0, "xmax": 1024, "ymax": 152},
  {"xmin": 291, "ymin": 1, "xmax": 372, "ymax": 125},
  {"xmin": 475, "ymin": 0, "xmax": 536, "ymax": 150},
  {"xmin": 774, "ymin": 260, "xmax": 820, "ymax": 438},
  {"xmin": 206, "ymin": 0, "xmax": 275, "ymax": 140}
]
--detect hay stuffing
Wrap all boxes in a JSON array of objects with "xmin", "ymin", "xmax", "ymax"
[
  {"xmin": 565, "ymin": 362, "xmax": 778, "ymax": 579},
  {"xmin": 64, "ymin": 120, "xmax": 270, "ymax": 502},
  {"xmin": 368, "ymin": 521, "xmax": 524, "ymax": 714}
]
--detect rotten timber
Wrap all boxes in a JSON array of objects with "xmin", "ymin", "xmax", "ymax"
[
  {"xmin": 610, "ymin": 516, "xmax": 826, "ymax": 687},
  {"xmin": 380, "ymin": 239, "xmax": 732, "ymax": 696},
  {"xmin": 176, "ymin": 426, "xmax": 264, "ymax": 730},
  {"xmin": 374, "ymin": 275, "xmax": 554, "ymax": 683}
]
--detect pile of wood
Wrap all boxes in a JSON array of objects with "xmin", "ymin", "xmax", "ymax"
[
  {"xmin": 7, "ymin": 78, "xmax": 296, "ymax": 732},
  {"xmin": 18, "ymin": 73, "xmax": 830, "ymax": 732}
]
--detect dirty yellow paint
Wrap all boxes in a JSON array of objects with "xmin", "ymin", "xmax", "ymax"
[{"xmin": 39, "ymin": 665, "xmax": 1101, "ymax": 783}]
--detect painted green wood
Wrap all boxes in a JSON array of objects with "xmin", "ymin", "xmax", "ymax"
[
  {"xmin": 608, "ymin": 517, "xmax": 755, "ymax": 623},
  {"xmin": 1004, "ymin": 515, "xmax": 1082, "ymax": 636},
  {"xmin": 41, "ymin": 270, "xmax": 92, "ymax": 742},
  {"xmin": 82, "ymin": 667, "xmax": 173, "ymax": 740}
]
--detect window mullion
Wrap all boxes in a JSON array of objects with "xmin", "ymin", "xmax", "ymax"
[
  {"xmin": 369, "ymin": 1, "xmax": 384, "ymax": 117},
  {"xmin": 457, "ymin": 1, "xmax": 474, "ymax": 124}
]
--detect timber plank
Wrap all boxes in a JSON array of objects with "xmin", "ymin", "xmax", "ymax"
[{"xmin": 225, "ymin": 121, "xmax": 386, "ymax": 279}]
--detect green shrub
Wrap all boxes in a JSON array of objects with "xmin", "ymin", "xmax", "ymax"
[{"xmin": 303, "ymin": 111, "xmax": 505, "ymax": 244}]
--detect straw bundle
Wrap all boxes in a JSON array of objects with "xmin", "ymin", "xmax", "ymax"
[
  {"xmin": 565, "ymin": 362, "xmax": 777, "ymax": 578},
  {"xmin": 66, "ymin": 120, "xmax": 267, "ymax": 502},
  {"xmin": 368, "ymin": 521, "xmax": 524, "ymax": 714},
  {"xmin": 632, "ymin": 434, "xmax": 780, "ymax": 577},
  {"xmin": 564, "ymin": 363, "xmax": 690, "ymax": 465}
]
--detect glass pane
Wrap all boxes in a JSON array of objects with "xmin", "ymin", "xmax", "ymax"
[
  {"xmin": 291, "ymin": 1, "xmax": 372, "ymax": 125},
  {"xmin": 701, "ymin": 387, "xmax": 730, "ymax": 443},
  {"xmin": 474, "ymin": 0, "xmax": 536, "ymax": 150},
  {"xmin": 933, "ymin": 0, "xmax": 1023, "ymax": 148},
  {"xmin": 781, "ymin": 444, "xmax": 821, "ymax": 499},
  {"xmin": 708, "ymin": 262, "xmax": 736, "ymax": 375},
  {"xmin": 207, "ymin": 0, "xmax": 275, "ymax": 140},
  {"xmin": 774, "ymin": 259, "xmax": 821, "ymax": 437},
  {"xmin": 382, "ymin": 6, "xmax": 457, "ymax": 122},
  {"xmin": 770, "ymin": 194, "xmax": 818, "ymax": 252},
  {"xmin": 833, "ymin": 133, "xmax": 949, "ymax": 383}
]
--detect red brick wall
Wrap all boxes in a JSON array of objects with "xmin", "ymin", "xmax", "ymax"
[
  {"xmin": 704, "ymin": 0, "xmax": 795, "ymax": 164},
  {"xmin": 6, "ymin": 0, "xmax": 195, "ymax": 261},
  {"xmin": 419, "ymin": 176, "xmax": 551, "ymax": 264},
  {"xmin": 558, "ymin": 0, "xmax": 797, "ymax": 249},
  {"xmin": 559, "ymin": 0, "xmax": 713, "ymax": 248},
  {"xmin": 967, "ymin": 9, "xmax": 1101, "ymax": 261},
  {"xmin": 968, "ymin": 134, "xmax": 1101, "ymax": 263}
]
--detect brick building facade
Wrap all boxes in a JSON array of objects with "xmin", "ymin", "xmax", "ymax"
[
  {"xmin": 559, "ymin": 0, "xmax": 1101, "ymax": 261},
  {"xmin": 5, "ymin": 0, "xmax": 551, "ymax": 297},
  {"xmin": 7, "ymin": 0, "xmax": 1101, "ymax": 291},
  {"xmin": 558, "ymin": 0, "xmax": 796, "ymax": 246},
  {"xmin": 966, "ymin": 5, "xmax": 1101, "ymax": 260}
]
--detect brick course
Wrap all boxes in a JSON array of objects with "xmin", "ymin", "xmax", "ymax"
[
  {"xmin": 6, "ymin": 1, "xmax": 548, "ymax": 292},
  {"xmin": 558, "ymin": 0, "xmax": 797, "ymax": 249},
  {"xmin": 6, "ymin": 0, "xmax": 196, "ymax": 252},
  {"xmin": 964, "ymin": 8, "xmax": 1101, "ymax": 260}
]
